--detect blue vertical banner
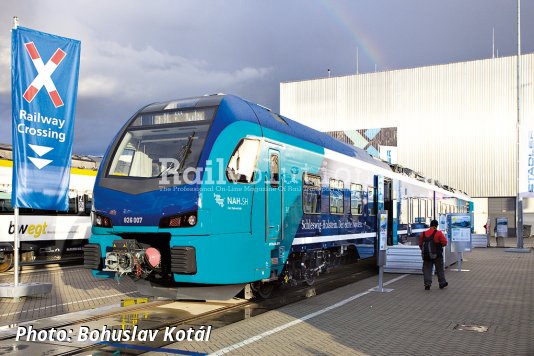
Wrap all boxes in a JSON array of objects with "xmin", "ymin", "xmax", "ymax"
[
  {"xmin": 376, "ymin": 175, "xmax": 384, "ymax": 212},
  {"xmin": 11, "ymin": 27, "xmax": 81, "ymax": 210},
  {"xmin": 519, "ymin": 129, "xmax": 534, "ymax": 197}
]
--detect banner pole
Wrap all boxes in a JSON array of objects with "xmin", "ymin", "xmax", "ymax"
[
  {"xmin": 14, "ymin": 207, "xmax": 19, "ymax": 287},
  {"xmin": 516, "ymin": 0, "xmax": 523, "ymax": 249},
  {"xmin": 12, "ymin": 17, "xmax": 19, "ymax": 289}
]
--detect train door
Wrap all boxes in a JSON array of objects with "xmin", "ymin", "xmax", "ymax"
[{"xmin": 266, "ymin": 149, "xmax": 282, "ymax": 245}]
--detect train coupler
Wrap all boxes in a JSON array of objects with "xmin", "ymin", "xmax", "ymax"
[{"xmin": 103, "ymin": 239, "xmax": 161, "ymax": 281}]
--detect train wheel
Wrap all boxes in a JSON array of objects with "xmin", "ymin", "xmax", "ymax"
[
  {"xmin": 0, "ymin": 253, "xmax": 13, "ymax": 272},
  {"xmin": 302, "ymin": 258, "xmax": 316, "ymax": 286},
  {"xmin": 251, "ymin": 282, "xmax": 275, "ymax": 299},
  {"xmin": 304, "ymin": 269, "xmax": 316, "ymax": 286}
]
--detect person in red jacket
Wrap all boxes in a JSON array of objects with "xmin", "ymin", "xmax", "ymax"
[{"xmin": 419, "ymin": 219, "xmax": 448, "ymax": 290}]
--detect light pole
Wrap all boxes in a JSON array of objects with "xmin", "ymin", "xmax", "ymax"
[{"xmin": 516, "ymin": 0, "xmax": 523, "ymax": 249}]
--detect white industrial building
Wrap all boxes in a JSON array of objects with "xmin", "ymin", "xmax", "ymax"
[{"xmin": 280, "ymin": 54, "xmax": 534, "ymax": 235}]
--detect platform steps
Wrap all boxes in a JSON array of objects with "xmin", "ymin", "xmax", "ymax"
[
  {"xmin": 384, "ymin": 245, "xmax": 423, "ymax": 274},
  {"xmin": 471, "ymin": 234, "xmax": 488, "ymax": 248}
]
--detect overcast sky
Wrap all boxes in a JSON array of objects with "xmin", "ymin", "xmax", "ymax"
[{"xmin": 1, "ymin": 0, "xmax": 533, "ymax": 155}]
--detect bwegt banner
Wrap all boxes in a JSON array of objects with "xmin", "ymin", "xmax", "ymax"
[{"xmin": 11, "ymin": 26, "xmax": 80, "ymax": 210}]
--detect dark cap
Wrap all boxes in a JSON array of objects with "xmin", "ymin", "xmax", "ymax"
[{"xmin": 430, "ymin": 220, "xmax": 439, "ymax": 227}]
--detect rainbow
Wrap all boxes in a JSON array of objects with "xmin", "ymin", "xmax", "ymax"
[{"xmin": 316, "ymin": 1, "xmax": 384, "ymax": 71}]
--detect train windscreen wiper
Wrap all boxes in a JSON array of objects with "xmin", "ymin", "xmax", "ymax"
[
  {"xmin": 157, "ymin": 161, "xmax": 175, "ymax": 178},
  {"xmin": 176, "ymin": 131, "xmax": 196, "ymax": 172},
  {"xmin": 156, "ymin": 132, "xmax": 196, "ymax": 178}
]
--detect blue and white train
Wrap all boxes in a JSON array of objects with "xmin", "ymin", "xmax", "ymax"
[{"xmin": 84, "ymin": 94, "xmax": 472, "ymax": 299}]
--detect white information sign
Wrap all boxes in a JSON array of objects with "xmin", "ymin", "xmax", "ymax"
[
  {"xmin": 451, "ymin": 228, "xmax": 471, "ymax": 242},
  {"xmin": 450, "ymin": 215, "xmax": 471, "ymax": 242}
]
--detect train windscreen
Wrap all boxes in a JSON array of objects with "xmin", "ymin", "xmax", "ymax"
[{"xmin": 107, "ymin": 107, "xmax": 215, "ymax": 178}]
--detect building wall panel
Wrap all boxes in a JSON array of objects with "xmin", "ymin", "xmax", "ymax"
[{"xmin": 280, "ymin": 55, "xmax": 534, "ymax": 197}]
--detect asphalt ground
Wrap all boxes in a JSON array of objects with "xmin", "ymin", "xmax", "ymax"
[
  {"xmin": 0, "ymin": 238, "xmax": 532, "ymax": 355},
  {"xmin": 0, "ymin": 266, "xmax": 141, "ymax": 326},
  {"xmin": 151, "ymin": 245, "xmax": 533, "ymax": 356}
]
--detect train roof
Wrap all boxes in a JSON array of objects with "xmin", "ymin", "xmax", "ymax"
[{"xmin": 140, "ymin": 94, "xmax": 391, "ymax": 171}]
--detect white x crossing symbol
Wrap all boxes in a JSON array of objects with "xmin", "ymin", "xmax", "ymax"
[{"xmin": 23, "ymin": 42, "xmax": 66, "ymax": 108}]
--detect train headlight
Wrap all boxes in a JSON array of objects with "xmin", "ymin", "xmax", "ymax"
[
  {"xmin": 93, "ymin": 213, "xmax": 113, "ymax": 228},
  {"xmin": 159, "ymin": 212, "xmax": 197, "ymax": 228},
  {"xmin": 187, "ymin": 214, "xmax": 197, "ymax": 226}
]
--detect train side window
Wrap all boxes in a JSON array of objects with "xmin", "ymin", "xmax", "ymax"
[
  {"xmin": 56, "ymin": 196, "xmax": 77, "ymax": 215},
  {"xmin": 0, "ymin": 191, "xmax": 13, "ymax": 213},
  {"xmin": 350, "ymin": 183, "xmax": 363, "ymax": 215},
  {"xmin": 367, "ymin": 186, "xmax": 376, "ymax": 216},
  {"xmin": 84, "ymin": 195, "xmax": 93, "ymax": 216},
  {"xmin": 409, "ymin": 198, "xmax": 413, "ymax": 222},
  {"xmin": 68, "ymin": 196, "xmax": 78, "ymax": 214},
  {"xmin": 421, "ymin": 199, "xmax": 426, "ymax": 219},
  {"xmin": 74, "ymin": 194, "xmax": 93, "ymax": 216},
  {"xmin": 412, "ymin": 198, "xmax": 420, "ymax": 223},
  {"xmin": 226, "ymin": 139, "xmax": 260, "ymax": 184},
  {"xmin": 302, "ymin": 173, "xmax": 321, "ymax": 214},
  {"xmin": 400, "ymin": 198, "xmax": 408, "ymax": 225},
  {"xmin": 393, "ymin": 193, "xmax": 398, "ymax": 223},
  {"xmin": 269, "ymin": 153, "xmax": 279, "ymax": 188},
  {"xmin": 0, "ymin": 199, "xmax": 13, "ymax": 213},
  {"xmin": 329, "ymin": 179, "xmax": 344, "ymax": 214}
]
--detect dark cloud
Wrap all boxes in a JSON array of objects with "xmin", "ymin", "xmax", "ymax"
[{"xmin": 0, "ymin": 0, "xmax": 533, "ymax": 154}]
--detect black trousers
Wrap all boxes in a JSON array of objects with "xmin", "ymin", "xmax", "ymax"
[{"xmin": 422, "ymin": 257, "xmax": 446, "ymax": 287}]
